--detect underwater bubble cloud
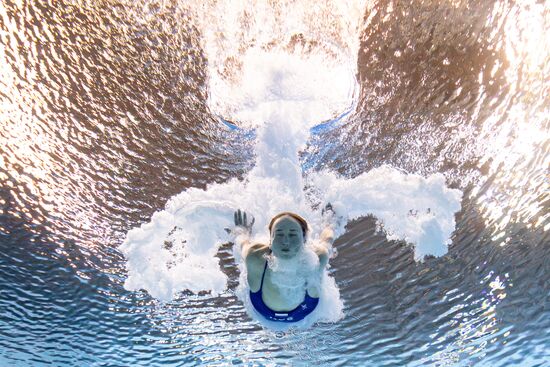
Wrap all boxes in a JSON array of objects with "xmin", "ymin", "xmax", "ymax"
[
  {"xmin": 120, "ymin": 63, "xmax": 462, "ymax": 327},
  {"xmin": 120, "ymin": 2, "xmax": 462, "ymax": 326}
]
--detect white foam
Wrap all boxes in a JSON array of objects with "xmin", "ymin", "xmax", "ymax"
[
  {"xmin": 208, "ymin": 50, "xmax": 358, "ymax": 128},
  {"xmin": 190, "ymin": 0, "xmax": 368, "ymax": 127},
  {"xmin": 307, "ymin": 167, "xmax": 463, "ymax": 260}
]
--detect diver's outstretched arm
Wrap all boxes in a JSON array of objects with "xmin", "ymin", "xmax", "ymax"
[{"xmin": 315, "ymin": 203, "xmax": 340, "ymax": 268}]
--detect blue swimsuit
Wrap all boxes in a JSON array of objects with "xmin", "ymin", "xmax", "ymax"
[{"xmin": 249, "ymin": 261, "xmax": 319, "ymax": 322}]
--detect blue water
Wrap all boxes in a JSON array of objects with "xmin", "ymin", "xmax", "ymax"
[{"xmin": 1, "ymin": 1, "xmax": 549, "ymax": 366}]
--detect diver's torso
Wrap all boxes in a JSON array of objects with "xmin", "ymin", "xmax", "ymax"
[
  {"xmin": 247, "ymin": 247, "xmax": 321, "ymax": 312},
  {"xmin": 261, "ymin": 268, "xmax": 319, "ymax": 311}
]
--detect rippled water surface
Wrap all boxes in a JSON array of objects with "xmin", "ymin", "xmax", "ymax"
[{"xmin": 1, "ymin": 0, "xmax": 549, "ymax": 366}]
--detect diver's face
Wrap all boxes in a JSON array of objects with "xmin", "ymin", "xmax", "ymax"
[{"xmin": 270, "ymin": 216, "xmax": 305, "ymax": 259}]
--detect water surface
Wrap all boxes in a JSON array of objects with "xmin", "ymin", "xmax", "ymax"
[{"xmin": 1, "ymin": 0, "xmax": 549, "ymax": 366}]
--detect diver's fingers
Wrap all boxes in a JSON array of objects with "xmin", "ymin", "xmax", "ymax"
[
  {"xmin": 250, "ymin": 216, "xmax": 255, "ymax": 228},
  {"xmin": 234, "ymin": 210, "xmax": 238, "ymax": 225},
  {"xmin": 322, "ymin": 202, "xmax": 334, "ymax": 216},
  {"xmin": 244, "ymin": 212, "xmax": 248, "ymax": 227}
]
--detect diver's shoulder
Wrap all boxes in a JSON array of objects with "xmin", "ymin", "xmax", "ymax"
[
  {"xmin": 244, "ymin": 243, "xmax": 269, "ymax": 262},
  {"xmin": 245, "ymin": 244, "xmax": 269, "ymax": 279}
]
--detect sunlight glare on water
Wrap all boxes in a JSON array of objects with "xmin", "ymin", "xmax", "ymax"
[{"xmin": 0, "ymin": 0, "xmax": 548, "ymax": 366}]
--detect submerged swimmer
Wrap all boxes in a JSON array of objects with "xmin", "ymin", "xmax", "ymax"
[{"xmin": 232, "ymin": 209, "xmax": 335, "ymax": 322}]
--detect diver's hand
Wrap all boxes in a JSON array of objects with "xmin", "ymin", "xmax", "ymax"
[
  {"xmin": 321, "ymin": 202, "xmax": 335, "ymax": 218},
  {"xmin": 233, "ymin": 209, "xmax": 255, "ymax": 234},
  {"xmin": 322, "ymin": 202, "xmax": 340, "ymax": 226}
]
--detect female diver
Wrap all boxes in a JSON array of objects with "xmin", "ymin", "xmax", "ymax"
[{"xmin": 233, "ymin": 209, "xmax": 335, "ymax": 322}]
